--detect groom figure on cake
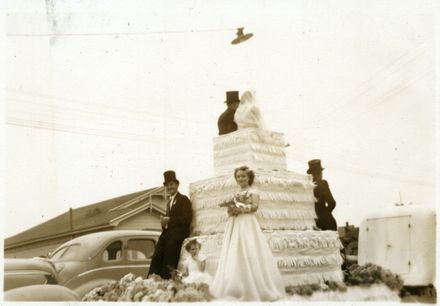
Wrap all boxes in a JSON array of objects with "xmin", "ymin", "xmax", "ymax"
[
  {"xmin": 148, "ymin": 170, "xmax": 192, "ymax": 279},
  {"xmin": 217, "ymin": 91, "xmax": 240, "ymax": 135}
]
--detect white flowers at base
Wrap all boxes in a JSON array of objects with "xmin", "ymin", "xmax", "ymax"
[{"xmin": 82, "ymin": 273, "xmax": 212, "ymax": 302}]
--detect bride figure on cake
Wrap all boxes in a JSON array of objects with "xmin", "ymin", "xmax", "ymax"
[
  {"xmin": 211, "ymin": 166, "xmax": 285, "ymax": 301},
  {"xmin": 234, "ymin": 90, "xmax": 270, "ymax": 140}
]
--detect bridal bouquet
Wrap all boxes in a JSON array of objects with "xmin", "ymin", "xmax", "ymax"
[
  {"xmin": 218, "ymin": 199, "xmax": 240, "ymax": 209},
  {"xmin": 218, "ymin": 192, "xmax": 250, "ymax": 209}
]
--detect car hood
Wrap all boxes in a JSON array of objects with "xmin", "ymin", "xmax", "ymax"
[{"xmin": 4, "ymin": 258, "xmax": 57, "ymax": 275}]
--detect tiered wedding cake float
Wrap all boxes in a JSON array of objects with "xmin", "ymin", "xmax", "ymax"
[{"xmin": 183, "ymin": 128, "xmax": 343, "ymax": 287}]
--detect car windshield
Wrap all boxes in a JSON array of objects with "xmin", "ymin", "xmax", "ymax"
[{"xmin": 50, "ymin": 244, "xmax": 82, "ymax": 261}]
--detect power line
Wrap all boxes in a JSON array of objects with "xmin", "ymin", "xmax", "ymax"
[
  {"xmin": 6, "ymin": 116, "xmax": 158, "ymax": 142},
  {"xmin": 7, "ymin": 97, "xmax": 164, "ymax": 127},
  {"xmin": 286, "ymin": 138, "xmax": 434, "ymax": 180},
  {"xmin": 317, "ymin": 68, "xmax": 434, "ymax": 131},
  {"xmin": 289, "ymin": 143, "xmax": 431, "ymax": 168},
  {"xmin": 308, "ymin": 39, "xmax": 432, "ymax": 128},
  {"xmin": 6, "ymin": 87, "xmax": 210, "ymax": 125},
  {"xmin": 291, "ymin": 65, "xmax": 434, "ymax": 140},
  {"xmin": 291, "ymin": 39, "xmax": 434, "ymax": 135},
  {"xmin": 5, "ymin": 116, "xmax": 209, "ymax": 146},
  {"xmin": 6, "ymin": 113, "xmax": 212, "ymax": 148},
  {"xmin": 286, "ymin": 152, "xmax": 433, "ymax": 187},
  {"xmin": 280, "ymin": 142, "xmax": 428, "ymax": 185},
  {"xmin": 7, "ymin": 97, "xmax": 214, "ymax": 142},
  {"xmin": 286, "ymin": 133, "xmax": 435, "ymax": 180},
  {"xmin": 6, "ymin": 28, "xmax": 236, "ymax": 38},
  {"xmin": 6, "ymin": 98, "xmax": 175, "ymax": 137}
]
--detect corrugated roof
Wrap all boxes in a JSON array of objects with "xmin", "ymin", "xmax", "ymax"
[{"xmin": 5, "ymin": 187, "xmax": 166, "ymax": 248}]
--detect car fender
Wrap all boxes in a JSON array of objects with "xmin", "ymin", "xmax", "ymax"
[
  {"xmin": 4, "ymin": 284, "xmax": 80, "ymax": 301},
  {"xmin": 73, "ymin": 278, "xmax": 115, "ymax": 298}
]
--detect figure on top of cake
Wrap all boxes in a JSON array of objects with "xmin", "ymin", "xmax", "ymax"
[
  {"xmin": 217, "ymin": 91, "xmax": 240, "ymax": 135},
  {"xmin": 234, "ymin": 90, "xmax": 266, "ymax": 130},
  {"xmin": 217, "ymin": 90, "xmax": 266, "ymax": 136}
]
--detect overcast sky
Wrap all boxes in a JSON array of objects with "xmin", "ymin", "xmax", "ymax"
[{"xmin": 4, "ymin": 0, "xmax": 437, "ymax": 237}]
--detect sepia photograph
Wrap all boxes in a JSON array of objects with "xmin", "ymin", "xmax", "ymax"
[{"xmin": 2, "ymin": 0, "xmax": 437, "ymax": 302}]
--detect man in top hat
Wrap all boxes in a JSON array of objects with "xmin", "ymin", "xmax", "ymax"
[
  {"xmin": 148, "ymin": 170, "xmax": 192, "ymax": 279},
  {"xmin": 217, "ymin": 91, "xmax": 240, "ymax": 135},
  {"xmin": 307, "ymin": 159, "xmax": 337, "ymax": 231}
]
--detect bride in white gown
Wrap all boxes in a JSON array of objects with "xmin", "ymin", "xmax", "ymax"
[{"xmin": 211, "ymin": 166, "xmax": 286, "ymax": 301}]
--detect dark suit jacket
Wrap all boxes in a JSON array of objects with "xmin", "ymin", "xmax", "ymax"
[
  {"xmin": 164, "ymin": 192, "xmax": 192, "ymax": 234},
  {"xmin": 218, "ymin": 107, "xmax": 238, "ymax": 135},
  {"xmin": 148, "ymin": 192, "xmax": 192, "ymax": 279},
  {"xmin": 313, "ymin": 179, "xmax": 337, "ymax": 231}
]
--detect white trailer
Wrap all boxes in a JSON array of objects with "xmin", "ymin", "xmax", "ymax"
[{"xmin": 358, "ymin": 205, "xmax": 436, "ymax": 289}]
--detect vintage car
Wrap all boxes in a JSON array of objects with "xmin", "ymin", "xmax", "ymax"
[
  {"xmin": 48, "ymin": 230, "xmax": 160, "ymax": 297},
  {"xmin": 4, "ymin": 257, "xmax": 80, "ymax": 301},
  {"xmin": 4, "ymin": 285, "xmax": 80, "ymax": 301},
  {"xmin": 4, "ymin": 257, "xmax": 59, "ymax": 291}
]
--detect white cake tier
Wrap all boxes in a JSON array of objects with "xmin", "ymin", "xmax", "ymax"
[
  {"xmin": 179, "ymin": 230, "xmax": 344, "ymax": 287},
  {"xmin": 190, "ymin": 169, "xmax": 317, "ymax": 236},
  {"xmin": 213, "ymin": 128, "xmax": 287, "ymax": 176}
]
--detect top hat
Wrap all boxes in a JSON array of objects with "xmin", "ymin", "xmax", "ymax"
[
  {"xmin": 307, "ymin": 159, "xmax": 324, "ymax": 174},
  {"xmin": 163, "ymin": 170, "xmax": 179, "ymax": 185},
  {"xmin": 224, "ymin": 91, "xmax": 240, "ymax": 104}
]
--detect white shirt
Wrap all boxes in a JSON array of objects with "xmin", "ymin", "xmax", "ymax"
[{"xmin": 169, "ymin": 193, "xmax": 177, "ymax": 210}]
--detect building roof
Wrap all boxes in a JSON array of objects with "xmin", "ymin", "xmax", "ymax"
[{"xmin": 5, "ymin": 187, "xmax": 167, "ymax": 249}]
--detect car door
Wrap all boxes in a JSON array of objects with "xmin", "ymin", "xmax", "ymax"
[
  {"xmin": 68, "ymin": 239, "xmax": 127, "ymax": 289},
  {"xmin": 123, "ymin": 237, "xmax": 156, "ymax": 279}
]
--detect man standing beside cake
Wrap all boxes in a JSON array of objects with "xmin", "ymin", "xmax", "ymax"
[
  {"xmin": 148, "ymin": 170, "xmax": 192, "ymax": 279},
  {"xmin": 307, "ymin": 159, "xmax": 337, "ymax": 231},
  {"xmin": 217, "ymin": 91, "xmax": 240, "ymax": 135}
]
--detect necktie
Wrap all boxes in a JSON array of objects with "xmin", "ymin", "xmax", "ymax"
[{"xmin": 169, "ymin": 195, "xmax": 176, "ymax": 211}]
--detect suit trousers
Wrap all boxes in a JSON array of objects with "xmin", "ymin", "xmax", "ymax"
[{"xmin": 148, "ymin": 226, "xmax": 189, "ymax": 279}]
